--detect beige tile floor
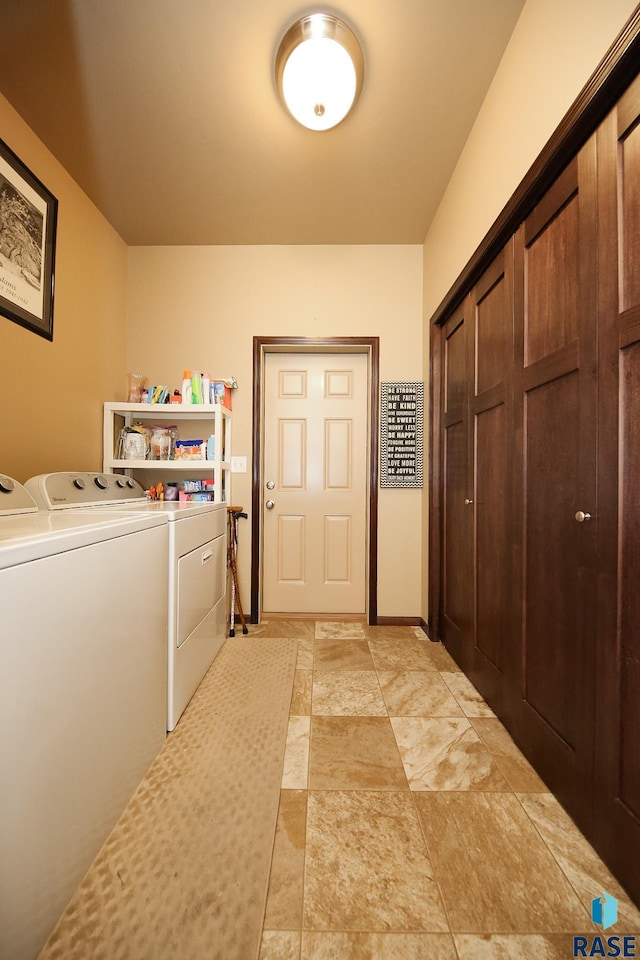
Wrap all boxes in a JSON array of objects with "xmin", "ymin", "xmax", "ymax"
[{"xmin": 252, "ymin": 620, "xmax": 640, "ymax": 960}]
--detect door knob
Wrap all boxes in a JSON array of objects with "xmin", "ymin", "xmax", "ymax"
[
  {"xmin": 266, "ymin": 480, "xmax": 275, "ymax": 490},
  {"xmin": 265, "ymin": 500, "xmax": 275, "ymax": 510},
  {"xmin": 464, "ymin": 498, "xmax": 474, "ymax": 505},
  {"xmin": 575, "ymin": 511, "xmax": 591, "ymax": 522}
]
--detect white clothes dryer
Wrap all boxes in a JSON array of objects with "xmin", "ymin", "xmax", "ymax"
[
  {"xmin": 0, "ymin": 474, "xmax": 167, "ymax": 960},
  {"xmin": 26, "ymin": 472, "xmax": 227, "ymax": 732}
]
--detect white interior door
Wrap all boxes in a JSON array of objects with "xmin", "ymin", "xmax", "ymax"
[{"xmin": 262, "ymin": 352, "xmax": 368, "ymax": 615}]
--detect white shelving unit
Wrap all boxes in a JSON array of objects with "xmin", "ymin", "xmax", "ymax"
[{"xmin": 103, "ymin": 402, "xmax": 231, "ymax": 502}]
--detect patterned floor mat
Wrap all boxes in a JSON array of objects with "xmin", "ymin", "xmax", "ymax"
[{"xmin": 38, "ymin": 636, "xmax": 298, "ymax": 960}]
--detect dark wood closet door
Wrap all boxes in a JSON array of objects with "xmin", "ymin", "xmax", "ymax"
[
  {"xmin": 513, "ymin": 143, "xmax": 598, "ymax": 828},
  {"xmin": 468, "ymin": 247, "xmax": 514, "ymax": 719},
  {"xmin": 439, "ymin": 301, "xmax": 473, "ymax": 670},
  {"xmin": 593, "ymin": 77, "xmax": 640, "ymax": 905}
]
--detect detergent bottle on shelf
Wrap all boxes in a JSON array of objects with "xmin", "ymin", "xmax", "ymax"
[
  {"xmin": 202, "ymin": 372, "xmax": 211, "ymax": 405},
  {"xmin": 181, "ymin": 370, "xmax": 193, "ymax": 404}
]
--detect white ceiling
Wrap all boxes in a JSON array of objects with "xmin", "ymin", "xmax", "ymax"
[{"xmin": 0, "ymin": 0, "xmax": 526, "ymax": 245}]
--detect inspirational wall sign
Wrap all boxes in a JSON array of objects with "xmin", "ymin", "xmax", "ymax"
[{"xmin": 380, "ymin": 381, "xmax": 424, "ymax": 488}]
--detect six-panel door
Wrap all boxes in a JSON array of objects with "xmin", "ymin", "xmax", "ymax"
[{"xmin": 262, "ymin": 353, "xmax": 369, "ymax": 615}]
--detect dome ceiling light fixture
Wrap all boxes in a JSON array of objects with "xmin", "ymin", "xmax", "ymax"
[{"xmin": 275, "ymin": 13, "xmax": 364, "ymax": 131}]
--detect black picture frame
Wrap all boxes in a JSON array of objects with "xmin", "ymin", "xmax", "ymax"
[{"xmin": 0, "ymin": 138, "xmax": 57, "ymax": 340}]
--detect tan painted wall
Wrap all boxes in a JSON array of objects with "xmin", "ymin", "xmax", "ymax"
[
  {"xmin": 420, "ymin": 0, "xmax": 639, "ymax": 622},
  {"xmin": 127, "ymin": 245, "xmax": 423, "ymax": 620},
  {"xmin": 0, "ymin": 94, "xmax": 128, "ymax": 483}
]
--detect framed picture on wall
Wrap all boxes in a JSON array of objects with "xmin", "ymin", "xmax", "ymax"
[
  {"xmin": 380, "ymin": 381, "xmax": 424, "ymax": 487},
  {"xmin": 0, "ymin": 138, "xmax": 58, "ymax": 341}
]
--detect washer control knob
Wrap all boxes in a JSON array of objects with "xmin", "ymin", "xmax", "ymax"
[
  {"xmin": 126, "ymin": 478, "xmax": 135, "ymax": 488},
  {"xmin": 73, "ymin": 478, "xmax": 86, "ymax": 490},
  {"xmin": 0, "ymin": 476, "xmax": 15, "ymax": 494},
  {"xmin": 94, "ymin": 476, "xmax": 108, "ymax": 490},
  {"xmin": 116, "ymin": 478, "xmax": 126, "ymax": 488}
]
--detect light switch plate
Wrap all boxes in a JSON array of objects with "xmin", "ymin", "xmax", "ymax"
[{"xmin": 231, "ymin": 456, "xmax": 247, "ymax": 473}]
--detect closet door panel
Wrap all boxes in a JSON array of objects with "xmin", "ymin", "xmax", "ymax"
[
  {"xmin": 445, "ymin": 310, "xmax": 468, "ymax": 410},
  {"xmin": 444, "ymin": 420, "xmax": 468, "ymax": 627},
  {"xmin": 615, "ymin": 98, "xmax": 640, "ymax": 899},
  {"xmin": 470, "ymin": 249, "xmax": 514, "ymax": 714},
  {"xmin": 523, "ymin": 371, "xmax": 580, "ymax": 747},
  {"xmin": 474, "ymin": 401, "xmax": 507, "ymax": 673},
  {"xmin": 620, "ymin": 95, "xmax": 640, "ymax": 310},
  {"xmin": 524, "ymin": 166, "xmax": 579, "ymax": 364},
  {"xmin": 514, "ymin": 146, "xmax": 598, "ymax": 826},
  {"xmin": 594, "ymin": 79, "xmax": 640, "ymax": 905},
  {"xmin": 440, "ymin": 305, "xmax": 472, "ymax": 669},
  {"xmin": 617, "ymin": 90, "xmax": 640, "ymax": 797},
  {"xmin": 619, "ymin": 341, "xmax": 640, "ymax": 817},
  {"xmin": 476, "ymin": 266, "xmax": 509, "ymax": 394}
]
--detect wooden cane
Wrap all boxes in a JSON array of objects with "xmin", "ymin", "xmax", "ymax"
[
  {"xmin": 227, "ymin": 509, "xmax": 236, "ymax": 637},
  {"xmin": 227, "ymin": 507, "xmax": 248, "ymax": 636}
]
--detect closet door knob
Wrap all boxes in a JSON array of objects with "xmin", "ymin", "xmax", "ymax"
[
  {"xmin": 464, "ymin": 498, "xmax": 474, "ymax": 505},
  {"xmin": 575, "ymin": 510, "xmax": 591, "ymax": 522},
  {"xmin": 266, "ymin": 500, "xmax": 275, "ymax": 510}
]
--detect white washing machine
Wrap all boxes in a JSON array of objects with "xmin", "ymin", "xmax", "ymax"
[
  {"xmin": 0, "ymin": 473, "xmax": 168, "ymax": 960},
  {"xmin": 26, "ymin": 471, "xmax": 228, "ymax": 732}
]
